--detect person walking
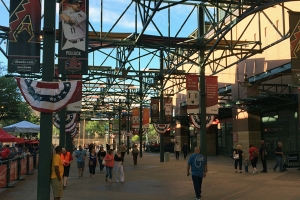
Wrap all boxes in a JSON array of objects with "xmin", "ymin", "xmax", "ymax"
[
  {"xmin": 187, "ymin": 147, "xmax": 207, "ymax": 200},
  {"xmin": 75, "ymin": 145, "xmax": 86, "ymax": 178},
  {"xmin": 174, "ymin": 142, "xmax": 181, "ymax": 160},
  {"xmin": 132, "ymin": 144, "xmax": 139, "ymax": 165},
  {"xmin": 233, "ymin": 145, "xmax": 243, "ymax": 173},
  {"xmin": 114, "ymin": 150, "xmax": 124, "ymax": 183},
  {"xmin": 88, "ymin": 148, "xmax": 98, "ymax": 178},
  {"xmin": 104, "ymin": 149, "xmax": 114, "ymax": 183},
  {"xmin": 249, "ymin": 144, "xmax": 259, "ymax": 174},
  {"xmin": 60, "ymin": 148, "xmax": 73, "ymax": 190},
  {"xmin": 118, "ymin": 142, "xmax": 127, "ymax": 163},
  {"xmin": 182, "ymin": 142, "xmax": 188, "ymax": 160},
  {"xmin": 97, "ymin": 145, "xmax": 106, "ymax": 172},
  {"xmin": 273, "ymin": 142, "xmax": 285, "ymax": 172},
  {"xmin": 51, "ymin": 146, "xmax": 64, "ymax": 200},
  {"xmin": 259, "ymin": 140, "xmax": 268, "ymax": 173}
]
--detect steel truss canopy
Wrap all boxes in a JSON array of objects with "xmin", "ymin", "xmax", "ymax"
[{"xmin": 0, "ymin": 0, "xmax": 299, "ymax": 118}]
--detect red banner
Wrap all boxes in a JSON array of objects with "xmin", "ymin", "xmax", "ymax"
[
  {"xmin": 151, "ymin": 98, "xmax": 159, "ymax": 123},
  {"xmin": 142, "ymin": 108, "xmax": 150, "ymax": 129},
  {"xmin": 21, "ymin": 158, "xmax": 27, "ymax": 175},
  {"xmin": 0, "ymin": 165, "xmax": 7, "ymax": 188},
  {"xmin": 10, "ymin": 161, "xmax": 17, "ymax": 182},
  {"xmin": 132, "ymin": 108, "xmax": 140, "ymax": 129},
  {"xmin": 205, "ymin": 76, "xmax": 218, "ymax": 115},
  {"xmin": 186, "ymin": 74, "xmax": 199, "ymax": 114},
  {"xmin": 164, "ymin": 97, "xmax": 173, "ymax": 123}
]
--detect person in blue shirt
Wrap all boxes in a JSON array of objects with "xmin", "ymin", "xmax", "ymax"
[
  {"xmin": 75, "ymin": 145, "xmax": 86, "ymax": 178},
  {"xmin": 187, "ymin": 147, "xmax": 207, "ymax": 200}
]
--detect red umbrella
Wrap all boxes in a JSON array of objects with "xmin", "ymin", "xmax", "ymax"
[
  {"xmin": 25, "ymin": 140, "xmax": 39, "ymax": 144},
  {"xmin": 0, "ymin": 129, "xmax": 25, "ymax": 143}
]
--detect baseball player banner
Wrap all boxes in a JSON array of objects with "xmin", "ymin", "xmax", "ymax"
[
  {"xmin": 164, "ymin": 97, "xmax": 173, "ymax": 123},
  {"xmin": 151, "ymin": 97, "xmax": 159, "ymax": 123},
  {"xmin": 205, "ymin": 76, "xmax": 218, "ymax": 115},
  {"xmin": 131, "ymin": 107, "xmax": 140, "ymax": 129},
  {"xmin": 186, "ymin": 74, "xmax": 199, "ymax": 114},
  {"xmin": 142, "ymin": 108, "xmax": 150, "ymax": 129},
  {"xmin": 58, "ymin": 0, "xmax": 88, "ymax": 75},
  {"xmin": 8, "ymin": 0, "xmax": 41, "ymax": 73},
  {"xmin": 289, "ymin": 12, "xmax": 300, "ymax": 85}
]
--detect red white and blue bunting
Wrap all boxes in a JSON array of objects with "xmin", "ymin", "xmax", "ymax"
[
  {"xmin": 66, "ymin": 122, "xmax": 77, "ymax": 133},
  {"xmin": 53, "ymin": 113, "xmax": 77, "ymax": 129},
  {"xmin": 70, "ymin": 128, "xmax": 78, "ymax": 138},
  {"xmin": 190, "ymin": 115, "xmax": 214, "ymax": 129},
  {"xmin": 153, "ymin": 124, "xmax": 170, "ymax": 134},
  {"xmin": 15, "ymin": 77, "xmax": 81, "ymax": 113}
]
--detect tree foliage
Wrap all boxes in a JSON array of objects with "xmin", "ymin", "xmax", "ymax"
[
  {"xmin": 85, "ymin": 120, "xmax": 106, "ymax": 138},
  {"xmin": 0, "ymin": 77, "xmax": 33, "ymax": 126}
]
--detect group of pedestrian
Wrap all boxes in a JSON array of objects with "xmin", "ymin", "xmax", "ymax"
[{"xmin": 232, "ymin": 140, "xmax": 286, "ymax": 174}]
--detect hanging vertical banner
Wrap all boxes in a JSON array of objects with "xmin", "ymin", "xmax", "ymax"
[
  {"xmin": 164, "ymin": 97, "xmax": 173, "ymax": 123},
  {"xmin": 67, "ymin": 74, "xmax": 82, "ymax": 111},
  {"xmin": 186, "ymin": 74, "xmax": 199, "ymax": 114},
  {"xmin": 121, "ymin": 113, "xmax": 127, "ymax": 130},
  {"xmin": 289, "ymin": 11, "xmax": 300, "ymax": 85},
  {"xmin": 205, "ymin": 76, "xmax": 218, "ymax": 115},
  {"xmin": 8, "ymin": 0, "xmax": 41, "ymax": 73},
  {"xmin": 58, "ymin": 0, "xmax": 88, "ymax": 74},
  {"xmin": 132, "ymin": 107, "xmax": 140, "ymax": 129},
  {"xmin": 142, "ymin": 108, "xmax": 150, "ymax": 129},
  {"xmin": 151, "ymin": 97, "xmax": 159, "ymax": 123}
]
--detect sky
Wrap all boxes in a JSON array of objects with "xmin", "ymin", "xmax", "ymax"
[{"xmin": 0, "ymin": 0, "xmax": 209, "ymax": 81}]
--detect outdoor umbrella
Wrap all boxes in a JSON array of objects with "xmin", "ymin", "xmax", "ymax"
[
  {"xmin": 0, "ymin": 129, "xmax": 25, "ymax": 143},
  {"xmin": 2, "ymin": 120, "xmax": 40, "ymax": 134}
]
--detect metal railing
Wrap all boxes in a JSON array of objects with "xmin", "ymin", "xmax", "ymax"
[
  {"xmin": 0, "ymin": 153, "xmax": 39, "ymax": 188},
  {"xmin": 284, "ymin": 152, "xmax": 300, "ymax": 168}
]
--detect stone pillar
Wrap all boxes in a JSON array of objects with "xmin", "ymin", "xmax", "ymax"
[{"xmin": 233, "ymin": 109, "xmax": 261, "ymax": 159}]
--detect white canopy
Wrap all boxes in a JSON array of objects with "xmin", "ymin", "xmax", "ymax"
[{"xmin": 3, "ymin": 120, "xmax": 40, "ymax": 133}]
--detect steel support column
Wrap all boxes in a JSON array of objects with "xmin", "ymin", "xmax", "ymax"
[
  {"xmin": 159, "ymin": 50, "xmax": 165, "ymax": 162},
  {"xmin": 37, "ymin": 0, "xmax": 56, "ymax": 199},
  {"xmin": 198, "ymin": 6, "xmax": 207, "ymax": 158}
]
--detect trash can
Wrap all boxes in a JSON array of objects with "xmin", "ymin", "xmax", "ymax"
[{"xmin": 164, "ymin": 152, "xmax": 170, "ymax": 162}]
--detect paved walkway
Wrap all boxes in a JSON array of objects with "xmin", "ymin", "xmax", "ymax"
[{"xmin": 1, "ymin": 151, "xmax": 300, "ymax": 200}]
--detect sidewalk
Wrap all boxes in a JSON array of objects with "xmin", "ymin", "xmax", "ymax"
[{"xmin": 1, "ymin": 151, "xmax": 300, "ymax": 200}]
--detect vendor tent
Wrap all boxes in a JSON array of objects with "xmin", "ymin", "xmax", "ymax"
[
  {"xmin": 0, "ymin": 129, "xmax": 25, "ymax": 143},
  {"xmin": 3, "ymin": 121, "xmax": 40, "ymax": 133}
]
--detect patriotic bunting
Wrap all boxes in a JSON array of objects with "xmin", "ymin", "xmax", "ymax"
[
  {"xmin": 15, "ymin": 77, "xmax": 81, "ymax": 113},
  {"xmin": 66, "ymin": 122, "xmax": 77, "ymax": 133},
  {"xmin": 70, "ymin": 128, "xmax": 78, "ymax": 138},
  {"xmin": 190, "ymin": 115, "xmax": 214, "ymax": 129},
  {"xmin": 153, "ymin": 124, "xmax": 170, "ymax": 134},
  {"xmin": 53, "ymin": 113, "xmax": 77, "ymax": 129}
]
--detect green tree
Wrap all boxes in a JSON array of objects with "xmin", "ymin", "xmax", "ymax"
[
  {"xmin": 85, "ymin": 120, "xmax": 106, "ymax": 138},
  {"xmin": 0, "ymin": 76, "xmax": 33, "ymax": 126}
]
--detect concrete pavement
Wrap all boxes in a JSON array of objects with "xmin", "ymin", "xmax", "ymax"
[{"xmin": 1, "ymin": 151, "xmax": 300, "ymax": 200}]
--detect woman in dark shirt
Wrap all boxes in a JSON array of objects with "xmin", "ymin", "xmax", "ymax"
[
  {"xmin": 114, "ymin": 150, "xmax": 124, "ymax": 182},
  {"xmin": 88, "ymin": 149, "xmax": 98, "ymax": 178},
  {"xmin": 97, "ymin": 146, "xmax": 106, "ymax": 172}
]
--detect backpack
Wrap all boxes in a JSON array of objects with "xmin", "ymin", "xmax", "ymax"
[{"xmin": 253, "ymin": 149, "xmax": 259, "ymax": 158}]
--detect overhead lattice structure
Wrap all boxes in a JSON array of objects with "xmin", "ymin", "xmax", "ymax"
[{"xmin": 0, "ymin": 0, "xmax": 299, "ymax": 117}]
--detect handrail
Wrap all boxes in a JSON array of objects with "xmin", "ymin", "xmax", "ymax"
[{"xmin": 0, "ymin": 153, "xmax": 39, "ymax": 188}]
